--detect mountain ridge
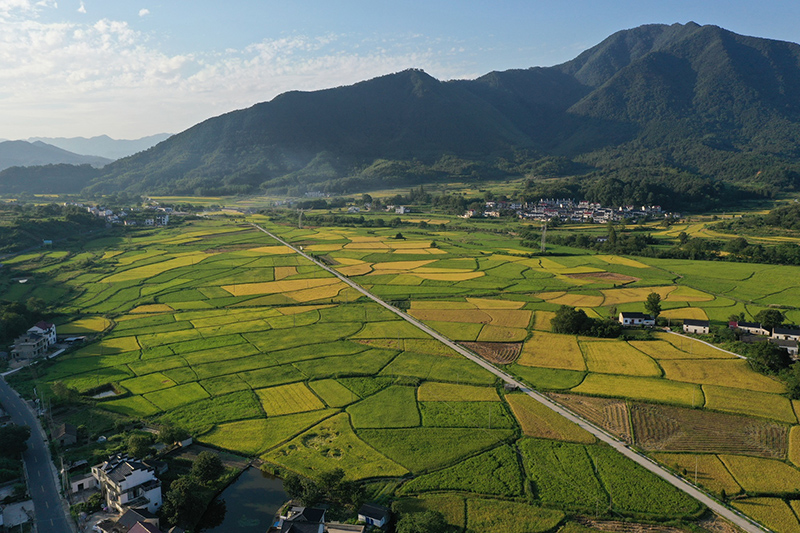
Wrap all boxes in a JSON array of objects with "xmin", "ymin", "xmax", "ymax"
[{"xmin": 5, "ymin": 22, "xmax": 800, "ymax": 209}]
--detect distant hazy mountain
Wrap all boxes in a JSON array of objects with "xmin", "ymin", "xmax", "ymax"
[
  {"xmin": 0, "ymin": 140, "xmax": 111, "ymax": 172},
  {"xmin": 6, "ymin": 22, "xmax": 800, "ymax": 209},
  {"xmin": 28, "ymin": 133, "xmax": 172, "ymax": 160}
]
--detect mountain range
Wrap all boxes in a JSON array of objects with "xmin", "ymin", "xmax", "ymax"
[
  {"xmin": 27, "ymin": 134, "xmax": 172, "ymax": 160},
  {"xmin": 0, "ymin": 141, "xmax": 111, "ymax": 173},
  {"xmin": 4, "ymin": 22, "xmax": 800, "ymax": 209}
]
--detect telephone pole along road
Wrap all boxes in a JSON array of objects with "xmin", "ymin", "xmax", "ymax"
[
  {"xmin": 0, "ymin": 375, "xmax": 75, "ymax": 533},
  {"xmin": 253, "ymin": 223, "xmax": 767, "ymax": 533}
]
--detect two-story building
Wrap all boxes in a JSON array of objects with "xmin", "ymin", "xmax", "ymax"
[
  {"xmin": 28, "ymin": 321, "xmax": 56, "ymax": 345},
  {"xmin": 10, "ymin": 332, "xmax": 48, "ymax": 359},
  {"xmin": 92, "ymin": 454, "xmax": 162, "ymax": 514}
]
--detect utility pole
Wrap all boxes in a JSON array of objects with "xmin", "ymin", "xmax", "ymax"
[{"xmin": 540, "ymin": 224, "xmax": 547, "ymax": 253}]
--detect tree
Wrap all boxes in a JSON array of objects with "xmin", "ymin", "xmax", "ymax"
[
  {"xmin": 127, "ymin": 433, "xmax": 155, "ymax": 459},
  {"xmin": 754, "ymin": 309, "xmax": 785, "ymax": 330},
  {"xmin": 551, "ymin": 306, "xmax": 591, "ymax": 334},
  {"xmin": 0, "ymin": 425, "xmax": 30, "ymax": 458},
  {"xmin": 645, "ymin": 292, "xmax": 661, "ymax": 318},
  {"xmin": 396, "ymin": 510, "xmax": 448, "ymax": 533},
  {"xmin": 747, "ymin": 341, "xmax": 792, "ymax": 375},
  {"xmin": 191, "ymin": 451, "xmax": 224, "ymax": 483},
  {"xmin": 162, "ymin": 476, "xmax": 206, "ymax": 528},
  {"xmin": 158, "ymin": 425, "xmax": 188, "ymax": 445}
]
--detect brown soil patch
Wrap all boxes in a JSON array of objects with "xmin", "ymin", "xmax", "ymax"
[
  {"xmin": 698, "ymin": 514, "xmax": 747, "ymax": 533},
  {"xmin": 461, "ymin": 342, "xmax": 522, "ymax": 364},
  {"xmin": 566, "ymin": 272, "xmax": 639, "ymax": 283},
  {"xmin": 629, "ymin": 403, "xmax": 787, "ymax": 458},
  {"xmin": 548, "ymin": 393, "xmax": 632, "ymax": 443}
]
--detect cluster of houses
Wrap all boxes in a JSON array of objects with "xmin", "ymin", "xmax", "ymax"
[
  {"xmin": 9, "ymin": 321, "xmax": 57, "ymax": 360},
  {"xmin": 276, "ymin": 503, "xmax": 390, "ymax": 533},
  {"xmin": 730, "ymin": 320, "xmax": 800, "ymax": 357},
  {"xmin": 463, "ymin": 198, "xmax": 675, "ymax": 222},
  {"xmin": 65, "ymin": 202, "xmax": 172, "ymax": 226}
]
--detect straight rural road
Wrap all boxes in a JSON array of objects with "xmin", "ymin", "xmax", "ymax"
[
  {"xmin": 0, "ymin": 376, "xmax": 75, "ymax": 533},
  {"xmin": 253, "ymin": 223, "xmax": 768, "ymax": 533}
]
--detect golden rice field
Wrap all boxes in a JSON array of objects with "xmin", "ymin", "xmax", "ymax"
[
  {"xmin": 222, "ymin": 277, "xmax": 339, "ymax": 296},
  {"xmin": 417, "ymin": 382, "xmax": 500, "ymax": 402},
  {"xmin": 702, "ymin": 385, "xmax": 797, "ymax": 423},
  {"xmin": 629, "ymin": 340, "xmax": 723, "ymax": 360},
  {"xmin": 411, "ymin": 301, "xmax": 476, "ymax": 310},
  {"xmin": 650, "ymin": 453, "xmax": 742, "ymax": 496},
  {"xmin": 467, "ymin": 298, "xmax": 526, "ymax": 309},
  {"xmin": 572, "ymin": 374, "xmax": 702, "ymax": 407},
  {"xmin": 505, "ymin": 393, "xmax": 595, "ymax": 444},
  {"xmin": 732, "ymin": 498, "xmax": 800, "ymax": 533},
  {"xmin": 601, "ymin": 286, "xmax": 676, "ymax": 306},
  {"xmin": 248, "ymin": 245, "xmax": 295, "ymax": 255},
  {"xmin": 664, "ymin": 285, "xmax": 714, "ymax": 302},
  {"xmin": 660, "ymin": 307, "xmax": 709, "ymax": 321},
  {"xmin": 719, "ymin": 455, "xmax": 800, "ymax": 494},
  {"xmin": 484, "ymin": 310, "xmax": 533, "ymax": 328},
  {"xmin": 274, "ymin": 266, "xmax": 298, "ymax": 280},
  {"xmin": 284, "ymin": 282, "xmax": 348, "ymax": 302},
  {"xmin": 533, "ymin": 311, "xmax": 555, "ymax": 331},
  {"xmin": 790, "ymin": 426, "xmax": 800, "ymax": 468},
  {"xmin": 517, "ymin": 332, "xmax": 586, "ymax": 371},
  {"xmin": 595, "ymin": 255, "xmax": 650, "ymax": 268},
  {"xmin": 58, "ymin": 316, "xmax": 111, "ymax": 334},
  {"xmin": 336, "ymin": 264, "xmax": 373, "ymax": 276},
  {"xmin": 256, "ymin": 382, "xmax": 326, "ymax": 416},
  {"xmin": 538, "ymin": 292, "xmax": 605, "ymax": 307},
  {"xmin": 653, "ymin": 332, "xmax": 736, "ymax": 359},
  {"xmin": 102, "ymin": 254, "xmax": 210, "ymax": 283},
  {"xmin": 411, "ymin": 272, "xmax": 485, "ymax": 281},
  {"xmin": 476, "ymin": 325, "xmax": 528, "ymax": 342},
  {"xmin": 79, "ymin": 335, "xmax": 140, "ymax": 356},
  {"xmin": 580, "ymin": 341, "xmax": 662, "ymax": 377},
  {"xmin": 372, "ymin": 260, "xmax": 436, "ymax": 271},
  {"xmin": 409, "ymin": 309, "xmax": 492, "ymax": 324},
  {"xmin": 659, "ymin": 359, "xmax": 786, "ymax": 393}
]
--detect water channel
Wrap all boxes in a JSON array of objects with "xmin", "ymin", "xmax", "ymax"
[{"xmin": 197, "ymin": 467, "xmax": 288, "ymax": 532}]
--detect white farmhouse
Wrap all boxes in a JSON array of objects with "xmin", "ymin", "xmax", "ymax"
[{"xmin": 91, "ymin": 454, "xmax": 162, "ymax": 514}]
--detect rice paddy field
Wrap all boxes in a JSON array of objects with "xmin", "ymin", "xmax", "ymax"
[{"xmin": 5, "ymin": 214, "xmax": 800, "ymax": 531}]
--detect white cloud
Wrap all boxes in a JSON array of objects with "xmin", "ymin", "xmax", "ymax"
[
  {"xmin": 77, "ymin": 0, "xmax": 84, "ymax": 13},
  {"xmin": 0, "ymin": 2, "xmax": 474, "ymax": 138},
  {"xmin": 138, "ymin": 8, "xmax": 148, "ymax": 17}
]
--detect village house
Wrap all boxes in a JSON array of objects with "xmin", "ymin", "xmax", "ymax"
[
  {"xmin": 731, "ymin": 321, "xmax": 771, "ymax": 336},
  {"xmin": 682, "ymin": 319, "xmax": 710, "ymax": 335},
  {"xmin": 54, "ymin": 423, "xmax": 78, "ymax": 447},
  {"xmin": 91, "ymin": 454, "xmax": 162, "ymax": 514},
  {"xmin": 357, "ymin": 503, "xmax": 390, "ymax": 528},
  {"xmin": 10, "ymin": 332, "xmax": 48, "ymax": 359},
  {"xmin": 28, "ymin": 321, "xmax": 57, "ymax": 346},
  {"xmin": 618, "ymin": 312, "xmax": 655, "ymax": 327},
  {"xmin": 772, "ymin": 339, "xmax": 799, "ymax": 358},
  {"xmin": 772, "ymin": 327, "xmax": 800, "ymax": 342},
  {"xmin": 277, "ymin": 506, "xmax": 325, "ymax": 533}
]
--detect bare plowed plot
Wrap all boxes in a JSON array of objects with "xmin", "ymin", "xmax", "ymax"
[
  {"xmin": 630, "ymin": 403, "xmax": 788, "ymax": 458},
  {"xmin": 461, "ymin": 342, "xmax": 522, "ymax": 364},
  {"xmin": 548, "ymin": 393, "xmax": 631, "ymax": 443}
]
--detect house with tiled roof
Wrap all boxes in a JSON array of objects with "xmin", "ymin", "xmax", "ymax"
[
  {"xmin": 618, "ymin": 312, "xmax": 655, "ymax": 327},
  {"xmin": 91, "ymin": 454, "xmax": 162, "ymax": 514},
  {"xmin": 27, "ymin": 321, "xmax": 56, "ymax": 345}
]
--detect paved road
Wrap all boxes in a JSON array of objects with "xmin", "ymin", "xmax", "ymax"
[
  {"xmin": 0, "ymin": 376, "xmax": 75, "ymax": 533},
  {"xmin": 253, "ymin": 223, "xmax": 768, "ymax": 533}
]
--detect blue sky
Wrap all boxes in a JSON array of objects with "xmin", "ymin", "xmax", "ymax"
[{"xmin": 3, "ymin": 0, "xmax": 800, "ymax": 139}]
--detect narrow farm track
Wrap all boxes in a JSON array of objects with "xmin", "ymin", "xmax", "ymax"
[{"xmin": 252, "ymin": 223, "xmax": 767, "ymax": 533}]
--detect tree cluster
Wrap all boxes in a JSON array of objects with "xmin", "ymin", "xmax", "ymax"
[
  {"xmin": 550, "ymin": 306, "xmax": 622, "ymax": 338},
  {"xmin": 283, "ymin": 468, "xmax": 364, "ymax": 510}
]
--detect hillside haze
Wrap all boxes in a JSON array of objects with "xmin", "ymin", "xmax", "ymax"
[
  {"xmin": 28, "ymin": 134, "xmax": 173, "ymax": 160},
  {"xmin": 0, "ymin": 140, "xmax": 111, "ymax": 172},
  {"xmin": 6, "ymin": 22, "xmax": 800, "ymax": 208}
]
